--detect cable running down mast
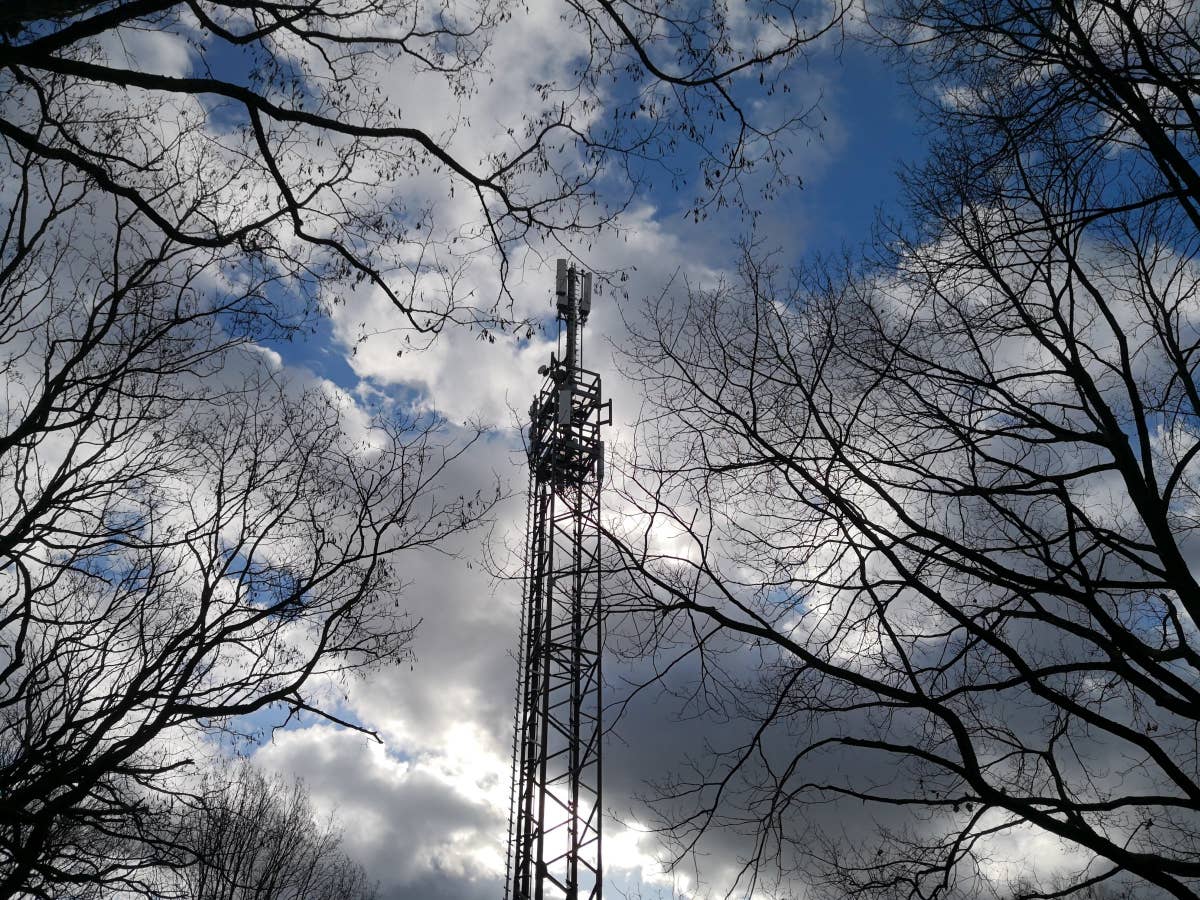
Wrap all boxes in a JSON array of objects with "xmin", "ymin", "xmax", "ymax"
[{"xmin": 505, "ymin": 260, "xmax": 610, "ymax": 900}]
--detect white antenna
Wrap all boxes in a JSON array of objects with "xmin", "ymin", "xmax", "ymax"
[
  {"xmin": 580, "ymin": 272, "xmax": 593, "ymax": 322},
  {"xmin": 555, "ymin": 259, "xmax": 569, "ymax": 315}
]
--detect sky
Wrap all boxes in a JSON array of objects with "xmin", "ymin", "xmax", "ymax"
[
  {"xmin": 215, "ymin": 23, "xmax": 935, "ymax": 899},
  {"xmin": 9, "ymin": 3, "xmax": 1200, "ymax": 896},
  {"xmin": 47, "ymin": 4, "xmax": 925, "ymax": 897}
]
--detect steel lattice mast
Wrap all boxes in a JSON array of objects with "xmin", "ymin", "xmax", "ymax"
[{"xmin": 505, "ymin": 260, "xmax": 610, "ymax": 900}]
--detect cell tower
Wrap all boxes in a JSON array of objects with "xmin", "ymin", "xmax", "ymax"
[{"xmin": 505, "ymin": 260, "xmax": 610, "ymax": 900}]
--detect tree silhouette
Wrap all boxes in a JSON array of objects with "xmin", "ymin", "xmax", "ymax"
[
  {"xmin": 0, "ymin": 0, "xmax": 846, "ymax": 329},
  {"xmin": 607, "ymin": 1, "xmax": 1200, "ymax": 897},
  {"xmin": 0, "ymin": 145, "xmax": 492, "ymax": 896},
  {"xmin": 165, "ymin": 762, "xmax": 378, "ymax": 900}
]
